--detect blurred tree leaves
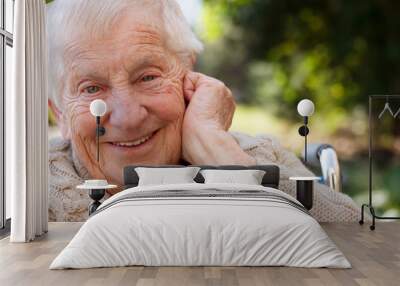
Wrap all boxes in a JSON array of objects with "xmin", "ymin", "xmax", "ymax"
[{"xmin": 199, "ymin": 0, "xmax": 400, "ymax": 122}]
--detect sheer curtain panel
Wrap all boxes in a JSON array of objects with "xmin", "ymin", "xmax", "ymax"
[{"xmin": 7, "ymin": 0, "xmax": 48, "ymax": 242}]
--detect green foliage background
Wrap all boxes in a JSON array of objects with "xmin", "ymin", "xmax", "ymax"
[
  {"xmin": 197, "ymin": 0, "xmax": 400, "ymax": 215},
  {"xmin": 199, "ymin": 0, "xmax": 400, "ymax": 123}
]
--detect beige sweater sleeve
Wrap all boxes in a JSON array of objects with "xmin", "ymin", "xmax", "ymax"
[
  {"xmin": 48, "ymin": 138, "xmax": 91, "ymax": 222},
  {"xmin": 243, "ymin": 134, "xmax": 360, "ymax": 222}
]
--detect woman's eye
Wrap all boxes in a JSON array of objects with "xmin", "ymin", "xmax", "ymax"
[
  {"xmin": 84, "ymin": 86, "xmax": 101, "ymax": 94},
  {"xmin": 142, "ymin": 75, "xmax": 156, "ymax": 82}
]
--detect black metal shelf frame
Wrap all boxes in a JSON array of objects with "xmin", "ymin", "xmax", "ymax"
[{"xmin": 359, "ymin": 95, "xmax": 400, "ymax": 230}]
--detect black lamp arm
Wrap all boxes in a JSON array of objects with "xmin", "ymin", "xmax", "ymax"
[
  {"xmin": 96, "ymin": 117, "xmax": 106, "ymax": 136},
  {"xmin": 95, "ymin": 116, "xmax": 106, "ymax": 162},
  {"xmin": 96, "ymin": 126, "xmax": 106, "ymax": 136},
  {"xmin": 298, "ymin": 116, "xmax": 309, "ymax": 163}
]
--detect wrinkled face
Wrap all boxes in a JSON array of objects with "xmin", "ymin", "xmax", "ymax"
[{"xmin": 58, "ymin": 12, "xmax": 186, "ymax": 185}]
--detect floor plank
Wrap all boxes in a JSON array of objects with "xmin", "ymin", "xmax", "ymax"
[{"xmin": 0, "ymin": 222, "xmax": 399, "ymax": 286}]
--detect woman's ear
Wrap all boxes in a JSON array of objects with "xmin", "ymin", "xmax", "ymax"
[
  {"xmin": 48, "ymin": 99, "xmax": 71, "ymax": 140},
  {"xmin": 178, "ymin": 52, "xmax": 197, "ymax": 70}
]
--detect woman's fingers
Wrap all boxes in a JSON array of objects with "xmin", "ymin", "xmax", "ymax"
[{"xmin": 183, "ymin": 71, "xmax": 201, "ymax": 101}]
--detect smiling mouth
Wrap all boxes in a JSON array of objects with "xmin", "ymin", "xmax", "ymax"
[{"xmin": 109, "ymin": 131, "xmax": 157, "ymax": 148}]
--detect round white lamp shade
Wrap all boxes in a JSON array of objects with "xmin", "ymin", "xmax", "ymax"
[
  {"xmin": 90, "ymin": 99, "xmax": 107, "ymax": 117},
  {"xmin": 297, "ymin": 99, "xmax": 315, "ymax": 117}
]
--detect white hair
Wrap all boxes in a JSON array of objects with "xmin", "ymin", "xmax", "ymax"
[{"xmin": 46, "ymin": 0, "xmax": 203, "ymax": 109}]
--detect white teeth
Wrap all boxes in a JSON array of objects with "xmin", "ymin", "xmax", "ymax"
[{"xmin": 113, "ymin": 134, "xmax": 152, "ymax": 147}]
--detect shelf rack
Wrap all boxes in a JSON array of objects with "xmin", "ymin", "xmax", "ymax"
[{"xmin": 360, "ymin": 95, "xmax": 400, "ymax": 230}]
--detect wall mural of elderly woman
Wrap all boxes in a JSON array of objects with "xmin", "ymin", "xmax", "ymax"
[{"xmin": 46, "ymin": 0, "xmax": 359, "ymax": 222}]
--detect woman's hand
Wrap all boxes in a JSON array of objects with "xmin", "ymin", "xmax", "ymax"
[{"xmin": 181, "ymin": 72, "xmax": 256, "ymax": 165}]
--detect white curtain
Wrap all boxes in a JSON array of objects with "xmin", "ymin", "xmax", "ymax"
[{"xmin": 7, "ymin": 0, "xmax": 48, "ymax": 242}]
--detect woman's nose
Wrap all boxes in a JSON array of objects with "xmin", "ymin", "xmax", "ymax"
[{"xmin": 106, "ymin": 91, "xmax": 148, "ymax": 131}]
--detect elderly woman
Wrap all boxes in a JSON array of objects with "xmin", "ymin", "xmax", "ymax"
[{"xmin": 47, "ymin": 0, "xmax": 359, "ymax": 222}]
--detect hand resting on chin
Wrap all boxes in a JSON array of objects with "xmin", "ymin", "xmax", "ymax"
[{"xmin": 181, "ymin": 71, "xmax": 256, "ymax": 166}]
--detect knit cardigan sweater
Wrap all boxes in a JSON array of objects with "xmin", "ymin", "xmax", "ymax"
[{"xmin": 48, "ymin": 132, "xmax": 360, "ymax": 222}]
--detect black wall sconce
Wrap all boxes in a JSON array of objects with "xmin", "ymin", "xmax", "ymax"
[
  {"xmin": 297, "ymin": 99, "xmax": 315, "ymax": 163},
  {"xmin": 90, "ymin": 99, "xmax": 107, "ymax": 162}
]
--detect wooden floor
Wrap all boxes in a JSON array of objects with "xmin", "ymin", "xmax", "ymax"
[{"xmin": 0, "ymin": 222, "xmax": 399, "ymax": 286}]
